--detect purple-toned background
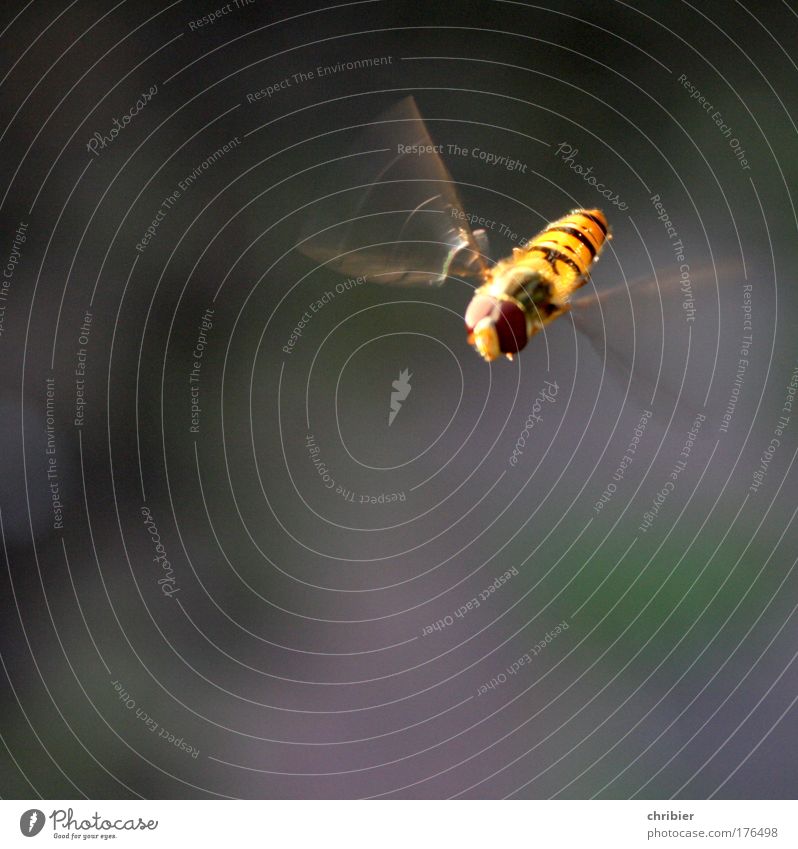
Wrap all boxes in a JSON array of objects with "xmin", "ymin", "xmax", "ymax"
[{"xmin": 1, "ymin": 0, "xmax": 796, "ymax": 799}]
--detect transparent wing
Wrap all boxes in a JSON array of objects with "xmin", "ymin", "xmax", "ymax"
[
  {"xmin": 298, "ymin": 97, "xmax": 490, "ymax": 286},
  {"xmin": 570, "ymin": 262, "xmax": 741, "ymax": 411}
]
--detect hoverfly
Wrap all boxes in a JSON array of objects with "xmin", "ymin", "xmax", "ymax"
[
  {"xmin": 297, "ymin": 98, "xmax": 631, "ymax": 363},
  {"xmin": 296, "ymin": 98, "xmax": 747, "ymax": 429},
  {"xmin": 463, "ymin": 206, "xmax": 609, "ymax": 361}
]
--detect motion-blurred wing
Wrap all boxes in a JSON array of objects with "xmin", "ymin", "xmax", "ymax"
[
  {"xmin": 571, "ymin": 263, "xmax": 736, "ymax": 411},
  {"xmin": 298, "ymin": 97, "xmax": 489, "ymax": 286}
]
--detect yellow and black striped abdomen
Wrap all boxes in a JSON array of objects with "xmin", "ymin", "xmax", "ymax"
[{"xmin": 524, "ymin": 208, "xmax": 609, "ymax": 290}]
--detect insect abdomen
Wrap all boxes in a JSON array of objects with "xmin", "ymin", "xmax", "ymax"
[{"xmin": 525, "ymin": 208, "xmax": 609, "ymax": 283}]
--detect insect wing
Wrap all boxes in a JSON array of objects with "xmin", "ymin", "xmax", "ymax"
[
  {"xmin": 298, "ymin": 97, "xmax": 489, "ymax": 285},
  {"xmin": 570, "ymin": 263, "xmax": 734, "ymax": 411}
]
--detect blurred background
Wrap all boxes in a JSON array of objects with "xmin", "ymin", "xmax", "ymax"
[{"xmin": 0, "ymin": 0, "xmax": 796, "ymax": 799}]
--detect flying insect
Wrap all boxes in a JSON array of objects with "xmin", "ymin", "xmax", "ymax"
[
  {"xmin": 463, "ymin": 207, "xmax": 609, "ymax": 361},
  {"xmin": 300, "ymin": 98, "xmax": 613, "ymax": 362}
]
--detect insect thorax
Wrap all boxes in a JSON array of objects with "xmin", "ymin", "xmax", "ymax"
[{"xmin": 484, "ymin": 257, "xmax": 570, "ymax": 329}]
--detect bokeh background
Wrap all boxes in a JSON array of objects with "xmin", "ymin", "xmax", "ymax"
[{"xmin": 1, "ymin": 0, "xmax": 796, "ymax": 799}]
